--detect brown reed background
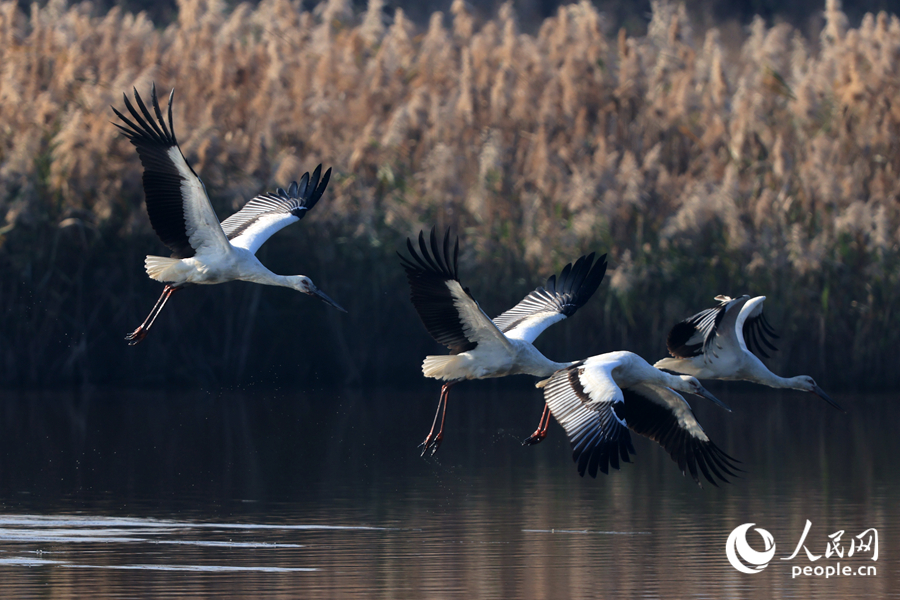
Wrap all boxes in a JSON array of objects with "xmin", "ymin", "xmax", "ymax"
[{"xmin": 0, "ymin": 0, "xmax": 897, "ymax": 389}]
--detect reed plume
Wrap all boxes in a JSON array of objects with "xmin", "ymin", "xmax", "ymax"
[{"xmin": 0, "ymin": 0, "xmax": 897, "ymax": 388}]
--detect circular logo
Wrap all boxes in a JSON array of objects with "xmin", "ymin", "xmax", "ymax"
[{"xmin": 726, "ymin": 523, "xmax": 776, "ymax": 574}]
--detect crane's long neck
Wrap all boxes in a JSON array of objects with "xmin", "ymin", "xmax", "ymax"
[
  {"xmin": 743, "ymin": 359, "xmax": 803, "ymax": 390},
  {"xmin": 646, "ymin": 363, "xmax": 695, "ymax": 391},
  {"xmin": 244, "ymin": 266, "xmax": 295, "ymax": 289},
  {"xmin": 765, "ymin": 373, "xmax": 808, "ymax": 390},
  {"xmin": 530, "ymin": 355, "xmax": 579, "ymax": 378},
  {"xmin": 622, "ymin": 353, "xmax": 691, "ymax": 391},
  {"xmin": 515, "ymin": 342, "xmax": 576, "ymax": 377},
  {"xmin": 544, "ymin": 358, "xmax": 580, "ymax": 376}
]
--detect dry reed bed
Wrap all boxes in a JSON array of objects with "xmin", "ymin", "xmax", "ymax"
[{"xmin": 0, "ymin": 0, "xmax": 897, "ymax": 387}]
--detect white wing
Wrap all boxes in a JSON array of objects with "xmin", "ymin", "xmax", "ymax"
[
  {"xmin": 734, "ymin": 296, "xmax": 780, "ymax": 359},
  {"xmin": 492, "ymin": 253, "xmax": 607, "ymax": 343},
  {"xmin": 541, "ymin": 358, "xmax": 634, "ymax": 477},
  {"xmin": 221, "ymin": 166, "xmax": 332, "ymax": 254},
  {"xmin": 542, "ymin": 355, "xmax": 740, "ymax": 486},
  {"xmin": 113, "ymin": 85, "xmax": 231, "ymax": 259},
  {"xmin": 399, "ymin": 228, "xmax": 514, "ymax": 355}
]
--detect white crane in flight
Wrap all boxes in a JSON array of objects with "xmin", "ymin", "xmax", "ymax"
[
  {"xmin": 539, "ymin": 351, "xmax": 738, "ymax": 487},
  {"xmin": 113, "ymin": 84, "xmax": 345, "ymax": 345},
  {"xmin": 399, "ymin": 228, "xmax": 607, "ymax": 455},
  {"xmin": 654, "ymin": 295, "xmax": 841, "ymax": 410}
]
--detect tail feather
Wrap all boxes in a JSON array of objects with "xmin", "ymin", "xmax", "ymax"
[
  {"xmin": 422, "ymin": 355, "xmax": 459, "ymax": 380},
  {"xmin": 145, "ymin": 255, "xmax": 180, "ymax": 281}
]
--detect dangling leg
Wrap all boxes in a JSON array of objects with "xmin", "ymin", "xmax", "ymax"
[
  {"xmin": 522, "ymin": 403, "xmax": 551, "ymax": 446},
  {"xmin": 420, "ymin": 382, "xmax": 454, "ymax": 456},
  {"xmin": 125, "ymin": 285, "xmax": 181, "ymax": 345}
]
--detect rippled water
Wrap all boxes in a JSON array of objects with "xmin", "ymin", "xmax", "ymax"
[{"xmin": 0, "ymin": 386, "xmax": 896, "ymax": 598}]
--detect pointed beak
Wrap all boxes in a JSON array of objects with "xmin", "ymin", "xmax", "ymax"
[
  {"xmin": 308, "ymin": 285, "xmax": 347, "ymax": 313},
  {"xmin": 695, "ymin": 386, "xmax": 732, "ymax": 412},
  {"xmin": 812, "ymin": 385, "xmax": 844, "ymax": 411}
]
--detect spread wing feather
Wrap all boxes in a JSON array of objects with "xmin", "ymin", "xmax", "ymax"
[
  {"xmin": 741, "ymin": 307, "xmax": 780, "ymax": 359},
  {"xmin": 399, "ymin": 228, "xmax": 510, "ymax": 355},
  {"xmin": 542, "ymin": 364, "xmax": 635, "ymax": 478},
  {"xmin": 665, "ymin": 299, "xmax": 730, "ymax": 359},
  {"xmin": 614, "ymin": 385, "xmax": 740, "ymax": 487},
  {"xmin": 220, "ymin": 165, "xmax": 332, "ymax": 254},
  {"xmin": 493, "ymin": 253, "xmax": 608, "ymax": 343},
  {"xmin": 113, "ymin": 84, "xmax": 229, "ymax": 259},
  {"xmin": 667, "ymin": 295, "xmax": 779, "ymax": 361},
  {"xmin": 543, "ymin": 363, "xmax": 740, "ymax": 487}
]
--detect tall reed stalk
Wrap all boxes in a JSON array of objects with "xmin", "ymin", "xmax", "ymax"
[{"xmin": 0, "ymin": 0, "xmax": 897, "ymax": 389}]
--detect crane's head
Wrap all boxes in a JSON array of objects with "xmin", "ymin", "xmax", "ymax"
[
  {"xmin": 289, "ymin": 276, "xmax": 347, "ymax": 313},
  {"xmin": 676, "ymin": 375, "xmax": 732, "ymax": 412},
  {"xmin": 794, "ymin": 376, "xmax": 844, "ymax": 411}
]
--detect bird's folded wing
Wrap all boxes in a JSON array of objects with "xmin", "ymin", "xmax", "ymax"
[
  {"xmin": 616, "ymin": 383, "xmax": 740, "ymax": 487},
  {"xmin": 542, "ymin": 363, "xmax": 635, "ymax": 478},
  {"xmin": 493, "ymin": 253, "xmax": 608, "ymax": 344},
  {"xmin": 221, "ymin": 165, "xmax": 332, "ymax": 254},
  {"xmin": 112, "ymin": 84, "xmax": 230, "ymax": 259},
  {"xmin": 399, "ymin": 228, "xmax": 513, "ymax": 355}
]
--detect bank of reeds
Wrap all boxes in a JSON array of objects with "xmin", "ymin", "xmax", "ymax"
[{"xmin": 0, "ymin": 0, "xmax": 898, "ymax": 388}]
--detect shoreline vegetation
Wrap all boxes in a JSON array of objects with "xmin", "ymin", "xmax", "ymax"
[{"xmin": 0, "ymin": 0, "xmax": 897, "ymax": 389}]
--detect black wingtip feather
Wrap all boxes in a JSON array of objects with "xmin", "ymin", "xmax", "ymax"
[
  {"xmin": 218, "ymin": 164, "xmax": 332, "ymax": 240},
  {"xmin": 544, "ymin": 274, "xmax": 557, "ymax": 293},
  {"xmin": 310, "ymin": 163, "xmax": 322, "ymax": 188},
  {"xmin": 314, "ymin": 167, "xmax": 332, "ymax": 205},
  {"xmin": 743, "ymin": 305, "xmax": 780, "ymax": 360},
  {"xmin": 297, "ymin": 171, "xmax": 310, "ymax": 197},
  {"xmin": 491, "ymin": 250, "xmax": 609, "ymax": 335},
  {"xmin": 300, "ymin": 164, "xmax": 331, "ymax": 213},
  {"xmin": 166, "ymin": 88, "xmax": 176, "ymax": 140},
  {"xmin": 417, "ymin": 230, "xmax": 441, "ymax": 273},
  {"xmin": 113, "ymin": 83, "xmax": 197, "ymax": 259},
  {"xmin": 443, "ymin": 229, "xmax": 453, "ymax": 280},
  {"xmin": 666, "ymin": 299, "xmax": 731, "ymax": 359},
  {"xmin": 667, "ymin": 321, "xmax": 701, "ymax": 358},
  {"xmin": 399, "ymin": 227, "xmax": 478, "ymax": 354},
  {"xmin": 694, "ymin": 451, "xmax": 718, "ymax": 488},
  {"xmin": 566, "ymin": 254, "xmax": 591, "ymax": 296},
  {"xmin": 556, "ymin": 261, "xmax": 573, "ymax": 292},
  {"xmin": 760, "ymin": 313, "xmax": 779, "ymax": 337},
  {"xmin": 150, "ymin": 83, "xmax": 172, "ymax": 141},
  {"xmin": 430, "ymin": 227, "xmax": 449, "ymax": 276},
  {"xmin": 132, "ymin": 87, "xmax": 167, "ymax": 143},
  {"xmin": 617, "ymin": 388, "xmax": 740, "ymax": 486}
]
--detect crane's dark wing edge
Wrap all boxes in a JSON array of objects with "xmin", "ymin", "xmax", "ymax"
[
  {"xmin": 112, "ymin": 84, "xmax": 197, "ymax": 259},
  {"xmin": 399, "ymin": 227, "xmax": 479, "ymax": 355}
]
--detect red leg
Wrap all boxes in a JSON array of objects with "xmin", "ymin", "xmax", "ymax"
[
  {"xmin": 420, "ymin": 383, "xmax": 452, "ymax": 456},
  {"xmin": 419, "ymin": 388, "xmax": 445, "ymax": 453},
  {"xmin": 125, "ymin": 285, "xmax": 180, "ymax": 345},
  {"xmin": 523, "ymin": 403, "xmax": 551, "ymax": 446}
]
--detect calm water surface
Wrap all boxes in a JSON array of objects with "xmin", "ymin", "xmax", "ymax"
[{"xmin": 0, "ymin": 386, "xmax": 896, "ymax": 598}]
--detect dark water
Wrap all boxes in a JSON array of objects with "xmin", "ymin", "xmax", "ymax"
[{"xmin": 0, "ymin": 385, "xmax": 896, "ymax": 598}]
